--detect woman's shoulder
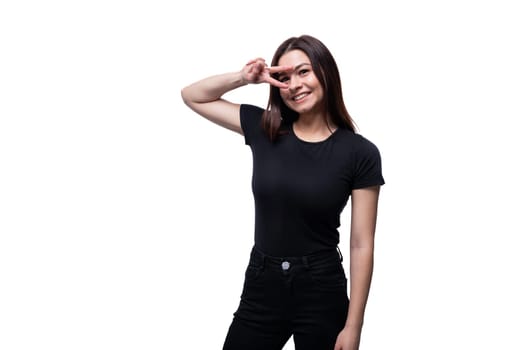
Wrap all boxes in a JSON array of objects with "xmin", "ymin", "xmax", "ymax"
[
  {"xmin": 337, "ymin": 129, "xmax": 381, "ymax": 153},
  {"xmin": 240, "ymin": 104, "xmax": 265, "ymax": 117},
  {"xmin": 240, "ymin": 104, "xmax": 266, "ymax": 145}
]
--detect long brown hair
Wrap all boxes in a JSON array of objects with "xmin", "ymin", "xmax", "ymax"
[{"xmin": 262, "ymin": 35, "xmax": 356, "ymax": 141}]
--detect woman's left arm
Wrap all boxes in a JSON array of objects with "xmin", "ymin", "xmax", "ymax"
[{"xmin": 334, "ymin": 185, "xmax": 381, "ymax": 350}]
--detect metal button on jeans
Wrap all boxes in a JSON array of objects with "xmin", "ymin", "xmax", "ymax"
[{"xmin": 281, "ymin": 261, "xmax": 290, "ymax": 271}]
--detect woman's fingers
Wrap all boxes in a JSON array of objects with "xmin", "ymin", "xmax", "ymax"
[
  {"xmin": 266, "ymin": 76, "xmax": 289, "ymax": 89},
  {"xmin": 246, "ymin": 57, "xmax": 265, "ymax": 65},
  {"xmin": 265, "ymin": 65, "xmax": 293, "ymax": 88},
  {"xmin": 242, "ymin": 58, "xmax": 265, "ymax": 83},
  {"xmin": 243, "ymin": 59, "xmax": 293, "ymax": 88},
  {"xmin": 266, "ymin": 65, "xmax": 293, "ymax": 74},
  {"xmin": 245, "ymin": 58, "xmax": 266, "ymax": 73}
]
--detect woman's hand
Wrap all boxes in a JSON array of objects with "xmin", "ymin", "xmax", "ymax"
[
  {"xmin": 241, "ymin": 58, "xmax": 292, "ymax": 89},
  {"xmin": 334, "ymin": 326, "xmax": 362, "ymax": 350}
]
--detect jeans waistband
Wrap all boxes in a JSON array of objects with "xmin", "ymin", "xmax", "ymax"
[{"xmin": 250, "ymin": 246, "xmax": 343, "ymax": 270}]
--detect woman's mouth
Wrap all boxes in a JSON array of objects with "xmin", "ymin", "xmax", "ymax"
[{"xmin": 292, "ymin": 92, "xmax": 309, "ymax": 102}]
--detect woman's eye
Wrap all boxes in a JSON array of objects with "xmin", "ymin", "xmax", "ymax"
[
  {"xmin": 279, "ymin": 76, "xmax": 290, "ymax": 82},
  {"xmin": 299, "ymin": 69, "xmax": 309, "ymax": 75}
]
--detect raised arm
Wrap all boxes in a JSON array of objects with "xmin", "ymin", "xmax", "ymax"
[
  {"xmin": 180, "ymin": 59, "xmax": 291, "ymax": 134},
  {"xmin": 335, "ymin": 185, "xmax": 381, "ymax": 350}
]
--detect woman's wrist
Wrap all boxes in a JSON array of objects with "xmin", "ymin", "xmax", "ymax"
[{"xmin": 238, "ymin": 69, "xmax": 248, "ymax": 86}]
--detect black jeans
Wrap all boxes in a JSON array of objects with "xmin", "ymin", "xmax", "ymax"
[{"xmin": 223, "ymin": 246, "xmax": 349, "ymax": 350}]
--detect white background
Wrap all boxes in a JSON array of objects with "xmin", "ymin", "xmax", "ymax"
[{"xmin": 1, "ymin": 0, "xmax": 524, "ymax": 349}]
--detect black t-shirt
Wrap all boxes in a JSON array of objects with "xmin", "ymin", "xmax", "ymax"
[{"xmin": 240, "ymin": 104, "xmax": 385, "ymax": 256}]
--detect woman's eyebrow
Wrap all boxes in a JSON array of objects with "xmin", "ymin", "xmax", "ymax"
[{"xmin": 293, "ymin": 63, "xmax": 311, "ymax": 70}]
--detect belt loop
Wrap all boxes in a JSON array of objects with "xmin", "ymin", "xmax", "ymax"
[
  {"xmin": 336, "ymin": 246, "xmax": 343, "ymax": 262},
  {"xmin": 259, "ymin": 247, "xmax": 266, "ymax": 270},
  {"xmin": 253, "ymin": 246, "xmax": 266, "ymax": 269}
]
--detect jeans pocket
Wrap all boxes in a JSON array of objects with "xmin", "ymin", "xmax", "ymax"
[
  {"xmin": 308, "ymin": 261, "xmax": 347, "ymax": 289},
  {"xmin": 244, "ymin": 262, "xmax": 263, "ymax": 281}
]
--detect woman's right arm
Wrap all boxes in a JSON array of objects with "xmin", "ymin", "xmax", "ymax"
[
  {"xmin": 181, "ymin": 71, "xmax": 246, "ymax": 134},
  {"xmin": 180, "ymin": 59, "xmax": 291, "ymax": 135}
]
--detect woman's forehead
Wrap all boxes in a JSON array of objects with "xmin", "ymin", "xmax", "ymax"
[{"xmin": 278, "ymin": 50, "xmax": 311, "ymax": 67}]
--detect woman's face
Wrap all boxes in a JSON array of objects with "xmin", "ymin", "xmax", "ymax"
[{"xmin": 277, "ymin": 50, "xmax": 324, "ymax": 117}]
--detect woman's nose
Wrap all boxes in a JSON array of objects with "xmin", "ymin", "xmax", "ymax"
[{"xmin": 288, "ymin": 75, "xmax": 302, "ymax": 91}]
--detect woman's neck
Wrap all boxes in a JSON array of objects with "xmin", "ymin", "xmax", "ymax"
[{"xmin": 293, "ymin": 113, "xmax": 337, "ymax": 142}]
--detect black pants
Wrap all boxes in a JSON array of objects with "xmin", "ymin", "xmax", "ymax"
[{"xmin": 223, "ymin": 246, "xmax": 349, "ymax": 350}]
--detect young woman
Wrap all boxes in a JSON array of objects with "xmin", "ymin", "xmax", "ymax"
[{"xmin": 181, "ymin": 35, "xmax": 385, "ymax": 350}]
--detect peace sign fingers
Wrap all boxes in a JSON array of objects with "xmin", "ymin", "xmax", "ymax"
[{"xmin": 264, "ymin": 65, "xmax": 293, "ymax": 88}]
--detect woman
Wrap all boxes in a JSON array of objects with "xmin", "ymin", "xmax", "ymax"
[{"xmin": 181, "ymin": 35, "xmax": 384, "ymax": 350}]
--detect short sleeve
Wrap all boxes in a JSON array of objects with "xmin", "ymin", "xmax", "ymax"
[
  {"xmin": 351, "ymin": 137, "xmax": 385, "ymax": 190},
  {"xmin": 240, "ymin": 104, "xmax": 265, "ymax": 145}
]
